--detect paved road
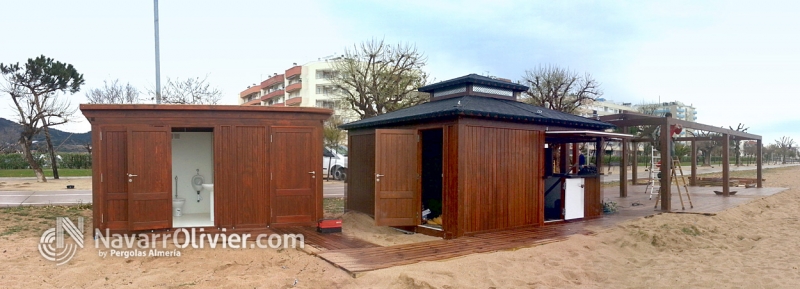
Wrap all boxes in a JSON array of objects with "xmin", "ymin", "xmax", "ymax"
[
  {"xmin": 323, "ymin": 180, "xmax": 345, "ymax": 198},
  {"xmin": 0, "ymin": 190, "xmax": 92, "ymax": 206}
]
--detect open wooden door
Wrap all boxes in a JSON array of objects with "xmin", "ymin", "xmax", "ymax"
[
  {"xmin": 127, "ymin": 126, "xmax": 172, "ymax": 231},
  {"xmin": 271, "ymin": 126, "xmax": 317, "ymax": 225},
  {"xmin": 374, "ymin": 129, "xmax": 419, "ymax": 226}
]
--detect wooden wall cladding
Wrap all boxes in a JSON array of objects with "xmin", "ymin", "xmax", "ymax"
[
  {"xmin": 234, "ymin": 126, "xmax": 269, "ymax": 227},
  {"xmin": 459, "ymin": 125, "xmax": 544, "ymax": 235}
]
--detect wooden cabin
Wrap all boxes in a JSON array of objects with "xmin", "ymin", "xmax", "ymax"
[
  {"xmin": 340, "ymin": 74, "xmax": 626, "ymax": 239},
  {"xmin": 80, "ymin": 104, "xmax": 331, "ymax": 234}
]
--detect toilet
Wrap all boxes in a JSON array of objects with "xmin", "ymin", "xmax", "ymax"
[{"xmin": 172, "ymin": 198, "xmax": 186, "ymax": 217}]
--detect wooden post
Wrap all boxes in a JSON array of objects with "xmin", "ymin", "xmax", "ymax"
[
  {"xmin": 722, "ymin": 134, "xmax": 730, "ymax": 196},
  {"xmin": 690, "ymin": 139, "xmax": 697, "ymax": 186},
  {"xmin": 596, "ymin": 138, "xmax": 604, "ymax": 170},
  {"xmin": 559, "ymin": 144, "xmax": 568, "ymax": 174},
  {"xmin": 571, "ymin": 143, "xmax": 579, "ymax": 174},
  {"xmin": 631, "ymin": 142, "xmax": 638, "ymax": 185},
  {"xmin": 620, "ymin": 127, "xmax": 628, "ymax": 197},
  {"xmin": 756, "ymin": 139, "xmax": 763, "ymax": 188},
  {"xmin": 660, "ymin": 118, "xmax": 672, "ymax": 211}
]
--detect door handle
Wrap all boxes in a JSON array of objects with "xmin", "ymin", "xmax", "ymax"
[
  {"xmin": 308, "ymin": 171, "xmax": 315, "ymax": 175},
  {"xmin": 127, "ymin": 173, "xmax": 138, "ymax": 177},
  {"xmin": 309, "ymin": 171, "xmax": 315, "ymax": 179},
  {"xmin": 376, "ymin": 174, "xmax": 384, "ymax": 182}
]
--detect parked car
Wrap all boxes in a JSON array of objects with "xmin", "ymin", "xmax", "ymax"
[{"xmin": 323, "ymin": 147, "xmax": 347, "ymax": 181}]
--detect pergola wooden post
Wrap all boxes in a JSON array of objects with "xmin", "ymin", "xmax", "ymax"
[
  {"xmin": 620, "ymin": 126, "xmax": 629, "ymax": 197},
  {"xmin": 722, "ymin": 134, "xmax": 731, "ymax": 196},
  {"xmin": 659, "ymin": 118, "xmax": 672, "ymax": 211},
  {"xmin": 571, "ymin": 143, "xmax": 579, "ymax": 174},
  {"xmin": 757, "ymin": 139, "xmax": 763, "ymax": 188},
  {"xmin": 690, "ymin": 140, "xmax": 697, "ymax": 186},
  {"xmin": 631, "ymin": 142, "xmax": 638, "ymax": 185}
]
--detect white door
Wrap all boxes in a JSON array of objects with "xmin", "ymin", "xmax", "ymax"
[{"xmin": 564, "ymin": 178, "xmax": 585, "ymax": 220}]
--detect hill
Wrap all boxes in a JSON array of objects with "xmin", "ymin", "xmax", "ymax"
[{"xmin": 0, "ymin": 117, "xmax": 91, "ymax": 152}]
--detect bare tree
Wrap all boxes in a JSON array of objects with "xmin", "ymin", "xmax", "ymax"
[
  {"xmin": 689, "ymin": 130, "xmax": 721, "ymax": 166},
  {"xmin": 775, "ymin": 136, "xmax": 796, "ymax": 164},
  {"xmin": 1, "ymin": 55, "xmax": 84, "ymax": 182},
  {"xmin": 743, "ymin": 140, "xmax": 757, "ymax": 165},
  {"xmin": 149, "ymin": 76, "xmax": 222, "ymax": 104},
  {"xmin": 330, "ymin": 39, "xmax": 429, "ymax": 119},
  {"xmin": 728, "ymin": 123, "xmax": 748, "ymax": 166},
  {"xmin": 323, "ymin": 115, "xmax": 346, "ymax": 150},
  {"xmin": 519, "ymin": 65, "xmax": 601, "ymax": 114},
  {"xmin": 86, "ymin": 79, "xmax": 140, "ymax": 104},
  {"xmin": 636, "ymin": 102, "xmax": 662, "ymax": 116}
]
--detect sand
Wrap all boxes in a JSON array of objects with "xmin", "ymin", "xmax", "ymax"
[
  {"xmin": 342, "ymin": 211, "xmax": 440, "ymax": 246},
  {"xmin": 1, "ymin": 166, "xmax": 799, "ymax": 288},
  {"xmin": 0, "ymin": 178, "xmax": 92, "ymax": 191}
]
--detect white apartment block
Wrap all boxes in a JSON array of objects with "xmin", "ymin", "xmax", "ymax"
[
  {"xmin": 576, "ymin": 98, "xmax": 638, "ymax": 118},
  {"xmin": 239, "ymin": 60, "xmax": 355, "ymax": 121}
]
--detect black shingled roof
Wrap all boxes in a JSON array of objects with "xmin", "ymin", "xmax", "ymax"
[{"xmin": 339, "ymin": 95, "xmax": 616, "ymax": 130}]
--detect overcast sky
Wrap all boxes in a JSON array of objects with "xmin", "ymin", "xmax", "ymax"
[{"xmin": 2, "ymin": 0, "xmax": 798, "ymax": 144}]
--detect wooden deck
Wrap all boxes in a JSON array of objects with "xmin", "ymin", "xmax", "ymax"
[
  {"xmin": 271, "ymin": 226, "xmax": 379, "ymax": 251},
  {"xmin": 313, "ymin": 184, "xmax": 787, "ymax": 276},
  {"xmin": 317, "ymin": 224, "xmax": 593, "ymax": 276}
]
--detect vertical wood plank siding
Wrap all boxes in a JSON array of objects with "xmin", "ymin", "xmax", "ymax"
[
  {"xmin": 346, "ymin": 132, "xmax": 376, "ymax": 215},
  {"xmin": 459, "ymin": 125, "xmax": 543, "ymax": 235},
  {"xmin": 215, "ymin": 125, "xmax": 235, "ymax": 228},
  {"xmin": 234, "ymin": 126, "xmax": 269, "ymax": 227}
]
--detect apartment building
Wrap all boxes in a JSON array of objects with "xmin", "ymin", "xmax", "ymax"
[
  {"xmin": 239, "ymin": 60, "xmax": 349, "ymax": 118},
  {"xmin": 650, "ymin": 101, "xmax": 698, "ymax": 122},
  {"xmin": 576, "ymin": 98, "xmax": 638, "ymax": 118}
]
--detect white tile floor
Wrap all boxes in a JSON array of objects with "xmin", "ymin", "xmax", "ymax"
[{"xmin": 173, "ymin": 213, "xmax": 213, "ymax": 228}]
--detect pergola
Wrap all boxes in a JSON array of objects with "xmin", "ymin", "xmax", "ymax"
[{"xmin": 600, "ymin": 111, "xmax": 763, "ymax": 211}]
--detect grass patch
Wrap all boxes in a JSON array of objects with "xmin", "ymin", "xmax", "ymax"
[
  {"xmin": 0, "ymin": 204, "xmax": 92, "ymax": 237},
  {"xmin": 323, "ymin": 197, "xmax": 344, "ymax": 217},
  {"xmin": 681, "ymin": 225, "xmax": 701, "ymax": 236},
  {"xmin": 0, "ymin": 169, "xmax": 92, "ymax": 178}
]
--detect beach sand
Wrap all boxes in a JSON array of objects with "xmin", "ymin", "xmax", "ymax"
[{"xmin": 1, "ymin": 166, "xmax": 798, "ymax": 288}]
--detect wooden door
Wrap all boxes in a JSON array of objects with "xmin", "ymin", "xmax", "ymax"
[
  {"xmin": 271, "ymin": 127, "xmax": 317, "ymax": 224},
  {"xmin": 374, "ymin": 129, "xmax": 419, "ymax": 226},
  {"xmin": 127, "ymin": 126, "xmax": 172, "ymax": 231}
]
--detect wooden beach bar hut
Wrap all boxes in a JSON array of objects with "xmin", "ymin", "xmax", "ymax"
[
  {"xmin": 80, "ymin": 104, "xmax": 331, "ymax": 234},
  {"xmin": 340, "ymin": 74, "xmax": 631, "ymax": 239}
]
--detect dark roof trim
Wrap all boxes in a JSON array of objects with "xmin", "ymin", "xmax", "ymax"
[
  {"xmin": 419, "ymin": 73, "xmax": 528, "ymax": 93},
  {"xmin": 340, "ymin": 108, "xmax": 614, "ymax": 131}
]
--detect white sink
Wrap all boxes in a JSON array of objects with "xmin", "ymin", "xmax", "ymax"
[{"xmin": 202, "ymin": 184, "xmax": 214, "ymax": 222}]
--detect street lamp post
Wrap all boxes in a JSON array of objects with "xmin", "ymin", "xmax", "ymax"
[{"xmin": 154, "ymin": 0, "xmax": 162, "ymax": 104}]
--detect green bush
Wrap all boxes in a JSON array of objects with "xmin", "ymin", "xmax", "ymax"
[{"xmin": 0, "ymin": 153, "xmax": 91, "ymax": 169}]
